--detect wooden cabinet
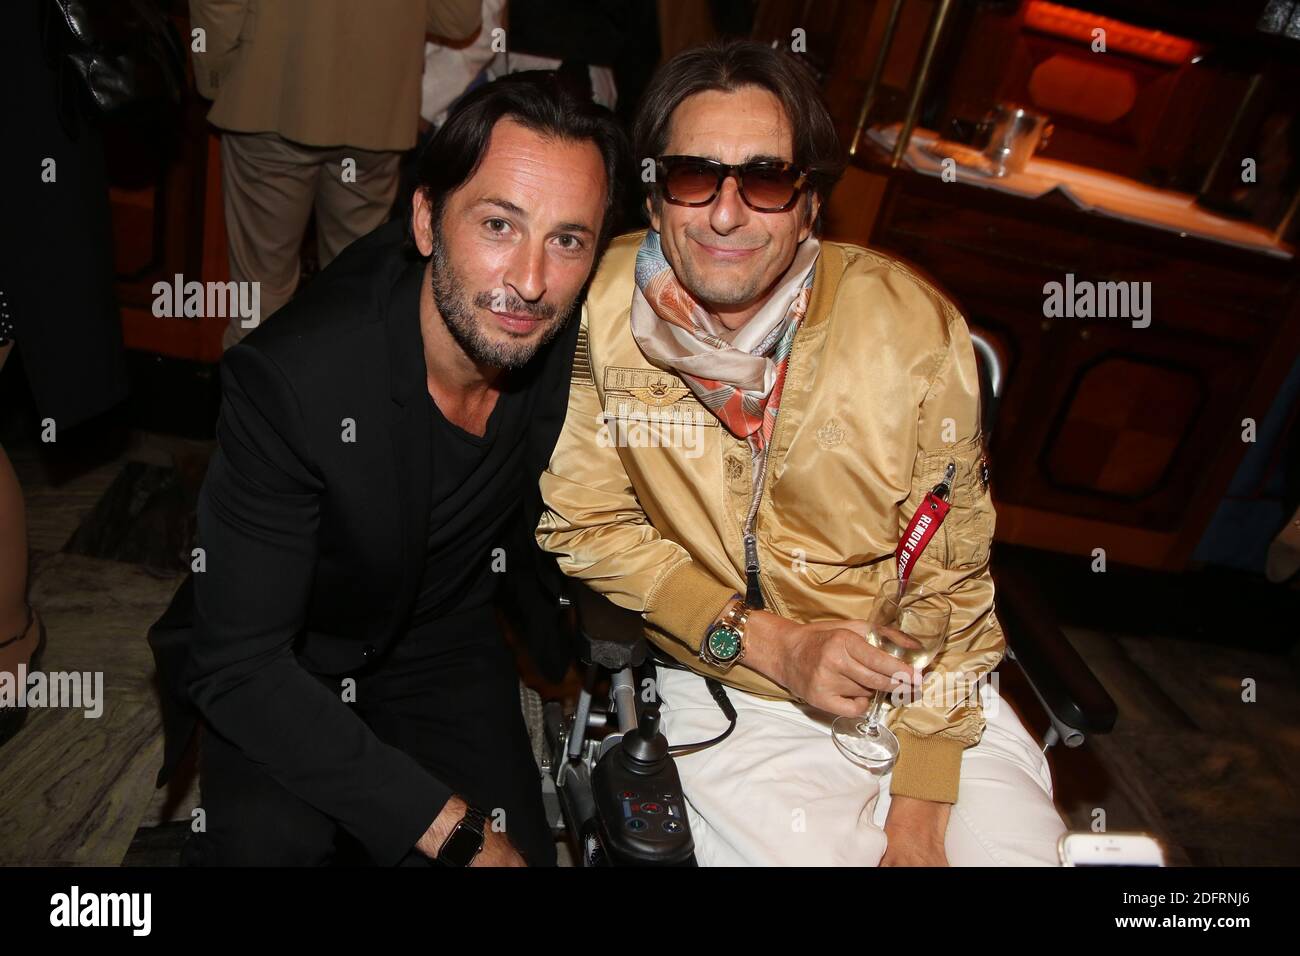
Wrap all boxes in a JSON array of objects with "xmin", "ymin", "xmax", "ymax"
[{"xmin": 862, "ymin": 165, "xmax": 1300, "ymax": 570}]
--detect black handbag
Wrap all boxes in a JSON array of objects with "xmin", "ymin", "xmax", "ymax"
[{"xmin": 42, "ymin": 0, "xmax": 186, "ymax": 117}]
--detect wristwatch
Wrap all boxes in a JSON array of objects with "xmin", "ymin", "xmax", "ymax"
[
  {"xmin": 436, "ymin": 804, "xmax": 488, "ymax": 866},
  {"xmin": 700, "ymin": 594, "xmax": 750, "ymax": 671}
]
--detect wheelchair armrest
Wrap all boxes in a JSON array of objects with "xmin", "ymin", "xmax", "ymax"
[
  {"xmin": 564, "ymin": 579, "xmax": 651, "ymax": 671},
  {"xmin": 992, "ymin": 558, "xmax": 1117, "ymax": 739}
]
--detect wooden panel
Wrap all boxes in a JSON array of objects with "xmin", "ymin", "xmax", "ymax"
[
  {"xmin": 111, "ymin": 10, "xmax": 227, "ymax": 364},
  {"xmin": 822, "ymin": 165, "xmax": 889, "ymax": 246},
  {"xmin": 884, "ymin": 188, "xmax": 1103, "ymax": 279},
  {"xmin": 993, "ymin": 501, "xmax": 1181, "ymax": 569},
  {"xmin": 1089, "ymin": 243, "xmax": 1291, "ymax": 339},
  {"xmin": 878, "ymin": 183, "xmax": 1293, "ymax": 344},
  {"xmin": 1044, "ymin": 357, "xmax": 1202, "ymax": 500},
  {"xmin": 865, "ymin": 169, "xmax": 1298, "ymax": 566}
]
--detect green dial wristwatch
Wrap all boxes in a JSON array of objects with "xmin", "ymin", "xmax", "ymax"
[{"xmin": 701, "ymin": 595, "xmax": 750, "ymax": 671}]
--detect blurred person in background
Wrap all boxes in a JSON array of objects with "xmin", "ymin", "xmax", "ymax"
[
  {"xmin": 394, "ymin": 0, "xmax": 623, "ymax": 220},
  {"xmin": 1, "ymin": 0, "xmax": 136, "ymax": 745},
  {"xmin": 188, "ymin": 0, "xmax": 482, "ymax": 350}
]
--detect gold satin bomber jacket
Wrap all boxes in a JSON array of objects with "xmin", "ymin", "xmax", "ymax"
[{"xmin": 537, "ymin": 231, "xmax": 1005, "ymax": 805}]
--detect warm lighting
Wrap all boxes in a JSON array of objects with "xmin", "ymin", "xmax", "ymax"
[{"xmin": 1024, "ymin": 1, "xmax": 1201, "ymax": 64}]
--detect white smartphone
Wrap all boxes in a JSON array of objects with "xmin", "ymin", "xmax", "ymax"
[{"xmin": 1058, "ymin": 832, "xmax": 1166, "ymax": 867}]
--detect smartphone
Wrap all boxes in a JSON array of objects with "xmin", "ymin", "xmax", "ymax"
[{"xmin": 1058, "ymin": 832, "xmax": 1166, "ymax": 867}]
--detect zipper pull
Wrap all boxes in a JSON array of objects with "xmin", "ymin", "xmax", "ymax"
[
  {"xmin": 742, "ymin": 532, "xmax": 765, "ymax": 611},
  {"xmin": 931, "ymin": 461, "xmax": 957, "ymax": 502}
]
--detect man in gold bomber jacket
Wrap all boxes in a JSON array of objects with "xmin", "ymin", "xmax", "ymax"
[{"xmin": 538, "ymin": 39, "xmax": 1068, "ymax": 866}]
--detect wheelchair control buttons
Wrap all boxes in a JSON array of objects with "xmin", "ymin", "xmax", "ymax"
[{"xmin": 591, "ymin": 707, "xmax": 696, "ymax": 864}]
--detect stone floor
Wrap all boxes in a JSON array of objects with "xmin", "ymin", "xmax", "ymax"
[{"xmin": 1, "ymin": 430, "xmax": 1298, "ymax": 866}]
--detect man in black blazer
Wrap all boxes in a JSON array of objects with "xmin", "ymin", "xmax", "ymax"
[{"xmin": 149, "ymin": 73, "xmax": 628, "ymax": 866}]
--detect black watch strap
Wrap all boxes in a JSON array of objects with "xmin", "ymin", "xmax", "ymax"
[{"xmin": 436, "ymin": 804, "xmax": 488, "ymax": 866}]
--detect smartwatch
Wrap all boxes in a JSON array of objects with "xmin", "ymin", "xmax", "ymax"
[
  {"xmin": 700, "ymin": 594, "xmax": 749, "ymax": 672},
  {"xmin": 436, "ymin": 804, "xmax": 488, "ymax": 866}
]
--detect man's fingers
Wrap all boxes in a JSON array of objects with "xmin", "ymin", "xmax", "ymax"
[
  {"xmin": 875, "ymin": 623, "xmax": 924, "ymax": 651},
  {"xmin": 834, "ymin": 622, "xmax": 924, "ymax": 684},
  {"xmin": 823, "ymin": 694, "xmax": 870, "ymax": 719},
  {"xmin": 825, "ymin": 693, "xmax": 893, "ymax": 719},
  {"xmin": 845, "ymin": 695, "xmax": 875, "ymax": 715},
  {"xmin": 838, "ymin": 630, "xmax": 920, "ymax": 686},
  {"xmin": 831, "ymin": 642, "xmax": 902, "ymax": 693}
]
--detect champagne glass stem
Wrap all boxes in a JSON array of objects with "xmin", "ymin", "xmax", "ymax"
[{"xmin": 864, "ymin": 690, "xmax": 885, "ymax": 729}]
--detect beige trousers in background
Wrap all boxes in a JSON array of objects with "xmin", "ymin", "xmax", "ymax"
[
  {"xmin": 655, "ymin": 665, "xmax": 1069, "ymax": 866},
  {"xmin": 218, "ymin": 131, "xmax": 402, "ymax": 350}
]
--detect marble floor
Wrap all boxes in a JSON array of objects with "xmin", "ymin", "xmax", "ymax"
[{"xmin": 1, "ymin": 430, "xmax": 1298, "ymax": 866}]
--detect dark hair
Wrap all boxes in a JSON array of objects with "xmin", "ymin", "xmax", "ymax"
[
  {"xmin": 632, "ymin": 39, "xmax": 845, "ymax": 230},
  {"xmin": 409, "ymin": 70, "xmax": 630, "ymax": 255}
]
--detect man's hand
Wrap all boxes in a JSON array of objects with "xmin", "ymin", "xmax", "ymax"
[
  {"xmin": 416, "ymin": 795, "xmax": 525, "ymax": 866},
  {"xmin": 880, "ymin": 795, "xmax": 950, "ymax": 867},
  {"xmin": 742, "ymin": 606, "xmax": 919, "ymax": 718}
]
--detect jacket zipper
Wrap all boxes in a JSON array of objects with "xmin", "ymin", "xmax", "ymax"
[
  {"xmin": 741, "ymin": 450, "xmax": 771, "ymax": 610},
  {"xmin": 739, "ymin": 326, "xmax": 809, "ymax": 612}
]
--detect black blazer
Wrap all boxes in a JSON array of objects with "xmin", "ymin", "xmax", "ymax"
[{"xmin": 147, "ymin": 220, "xmax": 580, "ymax": 865}]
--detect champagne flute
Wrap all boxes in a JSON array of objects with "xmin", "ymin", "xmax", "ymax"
[{"xmin": 831, "ymin": 579, "xmax": 951, "ymax": 771}]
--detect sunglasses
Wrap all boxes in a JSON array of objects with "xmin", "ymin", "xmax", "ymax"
[{"xmin": 655, "ymin": 155, "xmax": 809, "ymax": 213}]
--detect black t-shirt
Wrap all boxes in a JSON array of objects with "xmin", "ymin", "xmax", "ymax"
[{"xmin": 408, "ymin": 382, "xmax": 531, "ymax": 626}]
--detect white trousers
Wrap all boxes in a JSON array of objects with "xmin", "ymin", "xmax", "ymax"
[{"xmin": 655, "ymin": 666, "xmax": 1068, "ymax": 866}]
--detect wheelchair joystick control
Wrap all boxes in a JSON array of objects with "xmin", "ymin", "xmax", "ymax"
[
  {"xmin": 591, "ymin": 704, "xmax": 695, "ymax": 864},
  {"xmin": 622, "ymin": 708, "xmax": 669, "ymax": 773}
]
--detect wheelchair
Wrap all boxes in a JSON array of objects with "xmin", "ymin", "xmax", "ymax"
[
  {"xmin": 524, "ymin": 328, "xmax": 1119, "ymax": 866},
  {"xmin": 535, "ymin": 583, "xmax": 700, "ymax": 866}
]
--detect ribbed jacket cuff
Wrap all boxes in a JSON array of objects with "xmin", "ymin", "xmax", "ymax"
[
  {"xmin": 888, "ymin": 729, "xmax": 966, "ymax": 804},
  {"xmin": 644, "ymin": 560, "xmax": 738, "ymax": 651}
]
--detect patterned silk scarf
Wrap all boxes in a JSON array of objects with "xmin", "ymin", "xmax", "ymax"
[{"xmin": 629, "ymin": 230, "xmax": 819, "ymax": 459}]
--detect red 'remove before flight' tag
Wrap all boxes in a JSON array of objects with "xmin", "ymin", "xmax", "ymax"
[{"xmin": 895, "ymin": 491, "xmax": 950, "ymax": 585}]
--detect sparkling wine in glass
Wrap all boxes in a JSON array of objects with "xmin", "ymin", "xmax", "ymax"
[{"xmin": 831, "ymin": 579, "xmax": 951, "ymax": 771}]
